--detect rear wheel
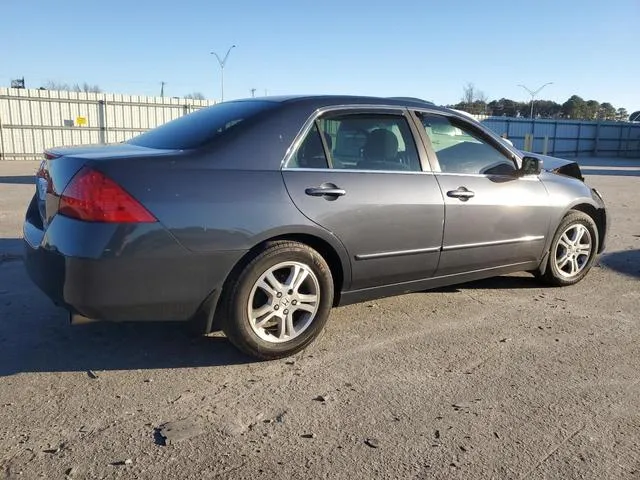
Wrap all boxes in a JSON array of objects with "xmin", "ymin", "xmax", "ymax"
[
  {"xmin": 220, "ymin": 241, "xmax": 334, "ymax": 360},
  {"xmin": 539, "ymin": 210, "xmax": 599, "ymax": 286}
]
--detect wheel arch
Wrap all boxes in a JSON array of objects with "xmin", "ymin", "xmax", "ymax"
[
  {"xmin": 537, "ymin": 199, "xmax": 606, "ymax": 277},
  {"xmin": 567, "ymin": 202, "xmax": 607, "ymax": 254},
  {"xmin": 199, "ymin": 228, "xmax": 351, "ymax": 334},
  {"xmin": 264, "ymin": 233, "xmax": 348, "ymax": 305}
]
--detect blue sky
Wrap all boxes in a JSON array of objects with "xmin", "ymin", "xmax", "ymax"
[{"xmin": 1, "ymin": 0, "xmax": 638, "ymax": 112}]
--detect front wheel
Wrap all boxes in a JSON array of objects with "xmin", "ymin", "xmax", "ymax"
[
  {"xmin": 220, "ymin": 241, "xmax": 334, "ymax": 360},
  {"xmin": 539, "ymin": 210, "xmax": 599, "ymax": 286}
]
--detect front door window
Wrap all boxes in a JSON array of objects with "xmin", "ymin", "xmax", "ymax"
[{"xmin": 419, "ymin": 114, "xmax": 517, "ymax": 176}]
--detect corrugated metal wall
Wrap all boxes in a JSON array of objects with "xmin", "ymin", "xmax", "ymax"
[
  {"xmin": 480, "ymin": 117, "xmax": 640, "ymax": 157},
  {"xmin": 1, "ymin": 88, "xmax": 639, "ymax": 160},
  {"xmin": 0, "ymin": 88, "xmax": 214, "ymax": 160}
]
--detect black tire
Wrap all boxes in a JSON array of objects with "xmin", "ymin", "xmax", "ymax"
[
  {"xmin": 219, "ymin": 241, "xmax": 334, "ymax": 360},
  {"xmin": 540, "ymin": 210, "xmax": 599, "ymax": 287}
]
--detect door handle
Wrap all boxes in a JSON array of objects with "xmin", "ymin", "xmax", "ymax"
[
  {"xmin": 447, "ymin": 187, "xmax": 475, "ymax": 201},
  {"xmin": 305, "ymin": 186, "xmax": 346, "ymax": 197}
]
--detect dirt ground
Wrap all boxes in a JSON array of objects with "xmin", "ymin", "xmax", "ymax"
[{"xmin": 0, "ymin": 158, "xmax": 638, "ymax": 479}]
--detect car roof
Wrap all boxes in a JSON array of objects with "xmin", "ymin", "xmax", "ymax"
[{"xmin": 230, "ymin": 95, "xmax": 451, "ymax": 114}]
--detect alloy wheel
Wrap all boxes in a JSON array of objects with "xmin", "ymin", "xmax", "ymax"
[
  {"xmin": 554, "ymin": 224, "xmax": 592, "ymax": 278},
  {"xmin": 247, "ymin": 261, "xmax": 320, "ymax": 343}
]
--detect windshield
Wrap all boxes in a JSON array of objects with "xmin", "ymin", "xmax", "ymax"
[{"xmin": 127, "ymin": 100, "xmax": 278, "ymax": 150}]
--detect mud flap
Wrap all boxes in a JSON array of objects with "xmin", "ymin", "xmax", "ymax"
[{"xmin": 190, "ymin": 288, "xmax": 222, "ymax": 335}]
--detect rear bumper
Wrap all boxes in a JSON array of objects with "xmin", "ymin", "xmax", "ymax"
[{"xmin": 23, "ymin": 210, "xmax": 245, "ymax": 322}]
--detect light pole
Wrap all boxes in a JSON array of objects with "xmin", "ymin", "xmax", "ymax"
[
  {"xmin": 211, "ymin": 45, "xmax": 236, "ymax": 103},
  {"xmin": 518, "ymin": 82, "xmax": 553, "ymax": 118}
]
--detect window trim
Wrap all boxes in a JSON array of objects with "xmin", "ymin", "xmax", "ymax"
[
  {"xmin": 410, "ymin": 109, "xmax": 524, "ymax": 177},
  {"xmin": 281, "ymin": 105, "xmax": 432, "ymax": 173},
  {"xmin": 315, "ymin": 119, "xmax": 333, "ymax": 168}
]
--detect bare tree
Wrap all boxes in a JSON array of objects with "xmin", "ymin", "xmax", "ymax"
[
  {"xmin": 184, "ymin": 92, "xmax": 206, "ymax": 100},
  {"xmin": 42, "ymin": 81, "xmax": 101, "ymax": 93},
  {"xmin": 461, "ymin": 82, "xmax": 475, "ymax": 104},
  {"xmin": 458, "ymin": 83, "xmax": 488, "ymax": 114},
  {"xmin": 78, "ymin": 82, "xmax": 102, "ymax": 93},
  {"xmin": 43, "ymin": 81, "xmax": 70, "ymax": 91},
  {"xmin": 461, "ymin": 82, "xmax": 486, "ymax": 104}
]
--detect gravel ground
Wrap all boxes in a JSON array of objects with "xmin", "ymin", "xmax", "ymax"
[{"xmin": 0, "ymin": 158, "xmax": 639, "ymax": 479}]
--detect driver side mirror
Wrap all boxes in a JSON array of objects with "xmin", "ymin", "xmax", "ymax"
[{"xmin": 519, "ymin": 156, "xmax": 543, "ymax": 176}]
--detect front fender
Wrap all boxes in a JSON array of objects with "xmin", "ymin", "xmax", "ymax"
[{"xmin": 539, "ymin": 172, "xmax": 608, "ymax": 257}]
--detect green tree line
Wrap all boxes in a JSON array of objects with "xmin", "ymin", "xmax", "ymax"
[{"xmin": 451, "ymin": 84, "xmax": 629, "ymax": 121}]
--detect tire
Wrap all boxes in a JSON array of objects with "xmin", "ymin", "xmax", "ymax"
[
  {"xmin": 219, "ymin": 241, "xmax": 334, "ymax": 360},
  {"xmin": 540, "ymin": 210, "xmax": 599, "ymax": 287}
]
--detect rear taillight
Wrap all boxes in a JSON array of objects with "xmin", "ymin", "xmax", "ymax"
[{"xmin": 59, "ymin": 167, "xmax": 156, "ymax": 223}]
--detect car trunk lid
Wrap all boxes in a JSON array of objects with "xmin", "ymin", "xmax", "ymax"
[{"xmin": 35, "ymin": 144, "xmax": 177, "ymax": 227}]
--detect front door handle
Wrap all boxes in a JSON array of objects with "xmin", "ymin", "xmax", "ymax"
[
  {"xmin": 447, "ymin": 187, "xmax": 475, "ymax": 201},
  {"xmin": 305, "ymin": 186, "xmax": 346, "ymax": 197}
]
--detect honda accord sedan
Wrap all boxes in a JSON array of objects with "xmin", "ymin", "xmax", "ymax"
[{"xmin": 24, "ymin": 95, "xmax": 608, "ymax": 359}]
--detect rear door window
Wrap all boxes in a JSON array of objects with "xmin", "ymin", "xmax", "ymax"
[
  {"xmin": 288, "ymin": 124, "xmax": 329, "ymax": 169},
  {"xmin": 288, "ymin": 113, "xmax": 421, "ymax": 172}
]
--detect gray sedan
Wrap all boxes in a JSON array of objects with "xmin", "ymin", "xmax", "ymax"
[{"xmin": 23, "ymin": 96, "xmax": 608, "ymax": 359}]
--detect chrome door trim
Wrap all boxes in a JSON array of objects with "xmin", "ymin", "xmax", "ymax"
[
  {"xmin": 435, "ymin": 172, "xmax": 540, "ymax": 181},
  {"xmin": 443, "ymin": 235, "xmax": 545, "ymax": 251},
  {"xmin": 282, "ymin": 167, "xmax": 435, "ymax": 176},
  {"xmin": 355, "ymin": 246, "xmax": 441, "ymax": 261}
]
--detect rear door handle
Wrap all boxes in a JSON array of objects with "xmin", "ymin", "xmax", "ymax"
[
  {"xmin": 446, "ymin": 187, "xmax": 475, "ymax": 201},
  {"xmin": 305, "ymin": 186, "xmax": 346, "ymax": 197}
]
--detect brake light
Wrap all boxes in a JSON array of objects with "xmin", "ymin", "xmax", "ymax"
[{"xmin": 59, "ymin": 167, "xmax": 156, "ymax": 223}]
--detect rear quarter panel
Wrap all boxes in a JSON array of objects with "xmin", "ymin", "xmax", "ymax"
[{"xmin": 100, "ymin": 159, "xmax": 353, "ymax": 287}]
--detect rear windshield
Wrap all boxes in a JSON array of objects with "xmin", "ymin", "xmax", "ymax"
[{"xmin": 127, "ymin": 100, "xmax": 277, "ymax": 150}]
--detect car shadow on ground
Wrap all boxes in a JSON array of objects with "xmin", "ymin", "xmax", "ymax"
[
  {"xmin": 598, "ymin": 249, "xmax": 640, "ymax": 279},
  {"xmin": 0, "ymin": 238, "xmax": 23, "ymax": 259},
  {"xmin": 0, "ymin": 236, "xmax": 254, "ymax": 375},
  {"xmin": 429, "ymin": 273, "xmax": 542, "ymax": 293},
  {"xmin": 0, "ymin": 307, "xmax": 254, "ymax": 377},
  {"xmin": 0, "ymin": 175, "xmax": 35, "ymax": 185}
]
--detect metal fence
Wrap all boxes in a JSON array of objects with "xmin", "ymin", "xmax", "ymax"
[
  {"xmin": 1, "ymin": 87, "xmax": 639, "ymax": 160},
  {"xmin": 0, "ymin": 88, "xmax": 215, "ymax": 161},
  {"xmin": 480, "ymin": 117, "xmax": 640, "ymax": 158}
]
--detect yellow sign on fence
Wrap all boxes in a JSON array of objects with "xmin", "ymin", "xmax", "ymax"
[{"xmin": 76, "ymin": 116, "xmax": 87, "ymax": 126}]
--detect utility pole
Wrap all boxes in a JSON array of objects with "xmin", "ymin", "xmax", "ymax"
[
  {"xmin": 517, "ymin": 82, "xmax": 553, "ymax": 119},
  {"xmin": 210, "ymin": 45, "xmax": 236, "ymax": 102},
  {"xmin": 160, "ymin": 81, "xmax": 166, "ymax": 98},
  {"xmin": 250, "ymin": 88, "xmax": 256, "ymax": 98}
]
